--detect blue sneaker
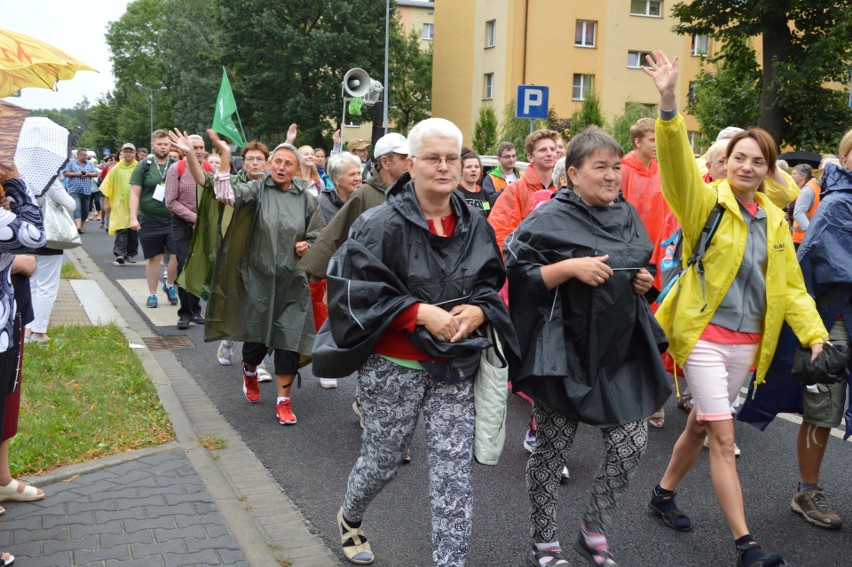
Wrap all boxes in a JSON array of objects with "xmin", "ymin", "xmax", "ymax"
[
  {"xmin": 146, "ymin": 294, "xmax": 158, "ymax": 308},
  {"xmin": 164, "ymin": 284, "xmax": 178, "ymax": 305}
]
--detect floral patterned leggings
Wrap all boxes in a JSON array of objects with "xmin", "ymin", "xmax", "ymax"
[
  {"xmin": 527, "ymin": 403, "xmax": 648, "ymax": 542},
  {"xmin": 343, "ymin": 354, "xmax": 475, "ymax": 567}
]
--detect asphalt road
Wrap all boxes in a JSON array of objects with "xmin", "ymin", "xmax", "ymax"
[{"xmin": 80, "ymin": 225, "xmax": 852, "ymax": 567}]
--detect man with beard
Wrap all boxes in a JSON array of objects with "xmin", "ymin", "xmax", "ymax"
[{"xmin": 129, "ymin": 130, "xmax": 178, "ymax": 308}]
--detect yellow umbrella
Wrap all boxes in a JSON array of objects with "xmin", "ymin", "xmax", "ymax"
[{"xmin": 0, "ymin": 28, "xmax": 96, "ymax": 98}]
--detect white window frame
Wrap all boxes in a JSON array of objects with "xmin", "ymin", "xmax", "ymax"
[
  {"xmin": 485, "ymin": 20, "xmax": 496, "ymax": 48},
  {"xmin": 630, "ymin": 0, "xmax": 662, "ymax": 17},
  {"xmin": 574, "ymin": 20, "xmax": 596, "ymax": 48},
  {"xmin": 483, "ymin": 73, "xmax": 494, "ymax": 100},
  {"xmin": 691, "ymin": 34, "xmax": 709, "ymax": 56},
  {"xmin": 422, "ymin": 22, "xmax": 434, "ymax": 41},
  {"xmin": 572, "ymin": 74, "xmax": 593, "ymax": 101},
  {"xmin": 627, "ymin": 50, "xmax": 654, "ymax": 69}
]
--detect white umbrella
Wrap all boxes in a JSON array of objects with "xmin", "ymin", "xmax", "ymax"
[{"xmin": 14, "ymin": 116, "xmax": 69, "ymax": 196}]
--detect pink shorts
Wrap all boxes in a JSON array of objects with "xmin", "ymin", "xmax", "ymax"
[{"xmin": 683, "ymin": 340, "xmax": 758, "ymax": 422}]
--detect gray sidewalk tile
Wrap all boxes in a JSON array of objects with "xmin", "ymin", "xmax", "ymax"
[
  {"xmin": 18, "ymin": 551, "xmax": 74, "ymax": 567},
  {"xmin": 129, "ymin": 537, "xmax": 185, "ymax": 559},
  {"xmin": 152, "ymin": 524, "xmax": 207, "ymax": 543},
  {"xmin": 99, "ymin": 529, "xmax": 155, "ymax": 547},
  {"xmin": 163, "ymin": 549, "xmax": 222, "ymax": 566},
  {"xmin": 74, "ymin": 544, "xmax": 133, "ymax": 563}
]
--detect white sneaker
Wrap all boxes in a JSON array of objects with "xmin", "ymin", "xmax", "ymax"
[
  {"xmin": 256, "ymin": 362, "xmax": 273, "ymax": 383},
  {"xmin": 561, "ymin": 465, "xmax": 570, "ymax": 482},
  {"xmin": 216, "ymin": 341, "xmax": 232, "ymax": 366},
  {"xmin": 319, "ymin": 378, "xmax": 338, "ymax": 389}
]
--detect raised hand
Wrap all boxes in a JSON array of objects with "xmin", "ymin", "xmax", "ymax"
[
  {"xmin": 167, "ymin": 128, "xmax": 194, "ymax": 155},
  {"xmin": 206, "ymin": 129, "xmax": 231, "ymax": 156},
  {"xmin": 641, "ymin": 50, "xmax": 679, "ymax": 109},
  {"xmin": 286, "ymin": 123, "xmax": 298, "ymax": 144},
  {"xmin": 332, "ymin": 129, "xmax": 341, "ymax": 146}
]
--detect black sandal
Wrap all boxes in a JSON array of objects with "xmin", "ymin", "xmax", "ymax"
[
  {"xmin": 529, "ymin": 545, "xmax": 573, "ymax": 566},
  {"xmin": 736, "ymin": 540, "xmax": 786, "ymax": 567},
  {"xmin": 649, "ymin": 489, "xmax": 693, "ymax": 532}
]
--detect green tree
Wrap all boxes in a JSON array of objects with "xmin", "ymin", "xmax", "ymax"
[
  {"xmin": 609, "ymin": 102, "xmax": 658, "ymax": 153},
  {"xmin": 217, "ymin": 0, "xmax": 387, "ymax": 147},
  {"xmin": 499, "ymin": 98, "xmax": 548, "ymax": 157},
  {"xmin": 472, "ymin": 104, "xmax": 498, "ymax": 154},
  {"xmin": 672, "ymin": 0, "xmax": 852, "ymax": 149},
  {"xmin": 570, "ymin": 91, "xmax": 605, "ymax": 135},
  {"xmin": 388, "ymin": 26, "xmax": 432, "ymax": 134},
  {"xmin": 685, "ymin": 37, "xmax": 760, "ymax": 146}
]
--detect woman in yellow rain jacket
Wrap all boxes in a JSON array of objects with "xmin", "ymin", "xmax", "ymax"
[{"xmin": 643, "ymin": 51, "xmax": 827, "ymax": 567}]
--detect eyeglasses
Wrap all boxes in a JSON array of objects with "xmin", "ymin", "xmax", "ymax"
[
  {"xmin": 244, "ymin": 156, "xmax": 266, "ymax": 162},
  {"xmin": 499, "ymin": 153, "xmax": 516, "ymax": 160},
  {"xmin": 413, "ymin": 154, "xmax": 461, "ymax": 167}
]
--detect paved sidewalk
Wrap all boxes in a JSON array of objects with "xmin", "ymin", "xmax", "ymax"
[{"xmin": 3, "ymin": 249, "xmax": 339, "ymax": 566}]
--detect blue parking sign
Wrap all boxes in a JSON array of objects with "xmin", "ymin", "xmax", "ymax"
[{"xmin": 516, "ymin": 85, "xmax": 549, "ymax": 119}]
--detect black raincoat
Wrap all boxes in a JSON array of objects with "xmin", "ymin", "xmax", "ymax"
[
  {"xmin": 312, "ymin": 177, "xmax": 520, "ymax": 378},
  {"xmin": 505, "ymin": 189, "xmax": 671, "ymax": 427}
]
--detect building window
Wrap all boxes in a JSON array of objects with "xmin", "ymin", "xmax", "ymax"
[
  {"xmin": 485, "ymin": 20, "xmax": 496, "ymax": 48},
  {"xmin": 627, "ymin": 50, "xmax": 654, "ymax": 68},
  {"xmin": 692, "ymin": 34, "xmax": 709, "ymax": 56},
  {"xmin": 422, "ymin": 23, "xmax": 434, "ymax": 40},
  {"xmin": 630, "ymin": 0, "xmax": 662, "ymax": 17},
  {"xmin": 572, "ymin": 74, "xmax": 594, "ymax": 101},
  {"xmin": 575, "ymin": 20, "xmax": 596, "ymax": 48},
  {"xmin": 484, "ymin": 73, "xmax": 494, "ymax": 100}
]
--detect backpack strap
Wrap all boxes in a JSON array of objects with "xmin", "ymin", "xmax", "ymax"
[{"xmin": 687, "ymin": 202, "xmax": 724, "ymax": 311}]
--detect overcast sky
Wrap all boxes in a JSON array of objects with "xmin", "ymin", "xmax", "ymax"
[{"xmin": 0, "ymin": 0, "xmax": 132, "ymax": 110}]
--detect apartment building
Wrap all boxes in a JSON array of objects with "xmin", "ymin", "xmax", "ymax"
[{"xmin": 432, "ymin": 0, "xmax": 740, "ymax": 145}]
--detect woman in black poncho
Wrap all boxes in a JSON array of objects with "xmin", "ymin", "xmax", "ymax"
[{"xmin": 504, "ymin": 127, "xmax": 671, "ymax": 567}]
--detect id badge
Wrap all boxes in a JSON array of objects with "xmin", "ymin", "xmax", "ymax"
[{"xmin": 153, "ymin": 183, "xmax": 166, "ymax": 202}]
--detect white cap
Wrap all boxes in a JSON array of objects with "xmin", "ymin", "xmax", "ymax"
[{"xmin": 373, "ymin": 132, "xmax": 409, "ymax": 158}]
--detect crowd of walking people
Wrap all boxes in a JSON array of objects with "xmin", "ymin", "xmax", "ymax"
[{"xmin": 3, "ymin": 48, "xmax": 851, "ymax": 567}]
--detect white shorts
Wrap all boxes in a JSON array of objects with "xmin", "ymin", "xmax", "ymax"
[{"xmin": 683, "ymin": 340, "xmax": 759, "ymax": 422}]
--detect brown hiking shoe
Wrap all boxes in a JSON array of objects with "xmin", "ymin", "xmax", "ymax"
[{"xmin": 791, "ymin": 487, "xmax": 842, "ymax": 529}]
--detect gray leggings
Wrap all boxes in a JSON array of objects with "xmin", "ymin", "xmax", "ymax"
[
  {"xmin": 343, "ymin": 354, "xmax": 475, "ymax": 567},
  {"xmin": 527, "ymin": 403, "xmax": 648, "ymax": 542}
]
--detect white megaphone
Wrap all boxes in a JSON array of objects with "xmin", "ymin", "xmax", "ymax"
[
  {"xmin": 343, "ymin": 68, "xmax": 384, "ymax": 104},
  {"xmin": 343, "ymin": 68, "xmax": 373, "ymax": 98}
]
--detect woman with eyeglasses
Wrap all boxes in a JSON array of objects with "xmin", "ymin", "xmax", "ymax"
[
  {"xmin": 504, "ymin": 126, "xmax": 670, "ymax": 567},
  {"xmin": 313, "ymin": 118, "xmax": 518, "ymax": 566}
]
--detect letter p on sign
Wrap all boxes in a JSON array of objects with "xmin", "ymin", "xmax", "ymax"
[{"xmin": 516, "ymin": 85, "xmax": 549, "ymax": 119}]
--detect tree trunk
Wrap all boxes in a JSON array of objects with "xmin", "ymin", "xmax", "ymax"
[{"xmin": 758, "ymin": 13, "xmax": 791, "ymax": 145}]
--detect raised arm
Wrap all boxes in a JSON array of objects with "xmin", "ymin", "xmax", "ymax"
[{"xmin": 641, "ymin": 50, "xmax": 678, "ymax": 112}]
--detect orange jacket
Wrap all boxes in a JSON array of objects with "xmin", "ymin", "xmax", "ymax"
[
  {"xmin": 792, "ymin": 178, "xmax": 822, "ymax": 244},
  {"xmin": 488, "ymin": 166, "xmax": 555, "ymax": 255},
  {"xmin": 621, "ymin": 150, "xmax": 670, "ymax": 288}
]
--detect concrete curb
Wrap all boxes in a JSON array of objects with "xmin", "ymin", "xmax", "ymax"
[{"xmin": 61, "ymin": 247, "xmax": 340, "ymax": 567}]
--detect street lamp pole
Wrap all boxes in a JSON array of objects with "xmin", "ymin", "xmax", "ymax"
[
  {"xmin": 383, "ymin": 0, "xmax": 390, "ymax": 134},
  {"xmin": 135, "ymin": 82, "xmax": 166, "ymax": 135}
]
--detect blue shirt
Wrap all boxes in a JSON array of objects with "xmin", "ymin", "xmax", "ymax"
[{"xmin": 62, "ymin": 160, "xmax": 97, "ymax": 195}]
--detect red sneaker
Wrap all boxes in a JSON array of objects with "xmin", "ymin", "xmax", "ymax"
[
  {"xmin": 242, "ymin": 373, "xmax": 260, "ymax": 403},
  {"xmin": 276, "ymin": 399, "xmax": 297, "ymax": 425}
]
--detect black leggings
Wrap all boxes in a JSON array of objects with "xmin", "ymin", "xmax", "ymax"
[{"xmin": 241, "ymin": 342, "xmax": 299, "ymax": 375}]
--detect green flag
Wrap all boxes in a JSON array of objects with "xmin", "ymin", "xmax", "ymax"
[{"xmin": 212, "ymin": 67, "xmax": 246, "ymax": 147}]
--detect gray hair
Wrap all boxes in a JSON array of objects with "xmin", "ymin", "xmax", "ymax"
[
  {"xmin": 563, "ymin": 127, "xmax": 622, "ymax": 188},
  {"xmin": 552, "ymin": 157, "xmax": 567, "ymax": 188},
  {"xmin": 792, "ymin": 163, "xmax": 813, "ymax": 179},
  {"xmin": 269, "ymin": 143, "xmax": 301, "ymax": 167},
  {"xmin": 408, "ymin": 118, "xmax": 463, "ymax": 158},
  {"xmin": 327, "ymin": 152, "xmax": 362, "ymax": 180}
]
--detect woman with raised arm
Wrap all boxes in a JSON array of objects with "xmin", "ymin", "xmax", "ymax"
[
  {"xmin": 642, "ymin": 51, "xmax": 827, "ymax": 567},
  {"xmin": 171, "ymin": 129, "xmax": 324, "ymax": 427}
]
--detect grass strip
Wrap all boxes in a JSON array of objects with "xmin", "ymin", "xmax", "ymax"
[
  {"xmin": 60, "ymin": 262, "xmax": 84, "ymax": 280},
  {"xmin": 11, "ymin": 323, "xmax": 174, "ymax": 476}
]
